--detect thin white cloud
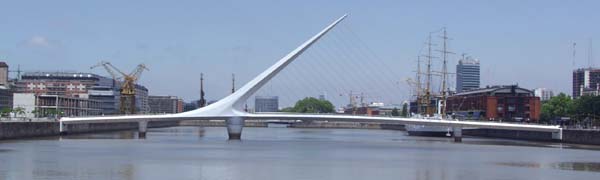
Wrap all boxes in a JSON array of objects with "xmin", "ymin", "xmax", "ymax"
[{"xmin": 26, "ymin": 36, "xmax": 50, "ymax": 47}]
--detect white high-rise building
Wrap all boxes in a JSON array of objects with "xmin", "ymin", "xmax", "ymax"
[
  {"xmin": 533, "ymin": 88, "xmax": 554, "ymax": 101},
  {"xmin": 456, "ymin": 56, "xmax": 480, "ymax": 93}
]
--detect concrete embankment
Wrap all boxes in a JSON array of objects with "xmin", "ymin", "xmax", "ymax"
[
  {"xmin": 464, "ymin": 128, "xmax": 600, "ymax": 145},
  {"xmin": 0, "ymin": 121, "xmax": 178, "ymax": 140},
  {"xmin": 4, "ymin": 120, "xmax": 600, "ymax": 145}
]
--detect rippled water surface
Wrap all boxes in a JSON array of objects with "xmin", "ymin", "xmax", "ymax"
[{"xmin": 1, "ymin": 127, "xmax": 600, "ymax": 180}]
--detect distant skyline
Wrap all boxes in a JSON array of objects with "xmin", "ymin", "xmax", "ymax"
[{"xmin": 1, "ymin": 0, "xmax": 599, "ymax": 106}]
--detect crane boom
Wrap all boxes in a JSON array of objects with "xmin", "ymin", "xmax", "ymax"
[
  {"xmin": 91, "ymin": 61, "xmax": 118, "ymax": 80},
  {"xmin": 90, "ymin": 61, "xmax": 149, "ymax": 115},
  {"xmin": 130, "ymin": 64, "xmax": 149, "ymax": 81}
]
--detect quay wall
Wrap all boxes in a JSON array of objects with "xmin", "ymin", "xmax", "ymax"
[
  {"xmin": 464, "ymin": 128, "xmax": 600, "ymax": 145},
  {"xmin": 3, "ymin": 120, "xmax": 600, "ymax": 145},
  {"xmin": 563, "ymin": 129, "xmax": 600, "ymax": 145},
  {"xmin": 0, "ymin": 121, "xmax": 178, "ymax": 140},
  {"xmin": 0, "ymin": 122, "xmax": 59, "ymax": 140}
]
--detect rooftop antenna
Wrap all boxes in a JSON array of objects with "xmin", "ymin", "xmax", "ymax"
[
  {"xmin": 589, "ymin": 38, "xmax": 594, "ymax": 68},
  {"xmin": 572, "ymin": 42, "xmax": 577, "ymax": 68}
]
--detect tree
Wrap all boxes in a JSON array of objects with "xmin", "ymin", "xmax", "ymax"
[
  {"xmin": 401, "ymin": 103, "xmax": 408, "ymax": 117},
  {"xmin": 286, "ymin": 97, "xmax": 335, "ymax": 113},
  {"xmin": 540, "ymin": 93, "xmax": 573, "ymax": 123},
  {"xmin": 391, "ymin": 107, "xmax": 400, "ymax": 116},
  {"xmin": 280, "ymin": 107, "xmax": 295, "ymax": 112},
  {"xmin": 12, "ymin": 107, "xmax": 26, "ymax": 118},
  {"xmin": 0, "ymin": 107, "xmax": 11, "ymax": 117},
  {"xmin": 31, "ymin": 109, "xmax": 39, "ymax": 118},
  {"xmin": 571, "ymin": 95, "xmax": 600, "ymax": 125}
]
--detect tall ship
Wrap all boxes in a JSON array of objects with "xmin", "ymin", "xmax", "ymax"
[{"xmin": 406, "ymin": 28, "xmax": 454, "ymax": 137}]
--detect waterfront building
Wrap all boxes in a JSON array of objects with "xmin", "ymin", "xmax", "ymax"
[
  {"xmin": 13, "ymin": 93, "xmax": 101, "ymax": 118},
  {"xmin": 148, "ymin": 96, "xmax": 183, "ymax": 114},
  {"xmin": 0, "ymin": 88, "xmax": 12, "ymax": 110},
  {"xmin": 183, "ymin": 101, "xmax": 198, "ymax": 112},
  {"xmin": 13, "ymin": 71, "xmax": 149, "ymax": 114},
  {"xmin": 572, "ymin": 68, "xmax": 600, "ymax": 98},
  {"xmin": 255, "ymin": 96, "xmax": 278, "ymax": 112},
  {"xmin": 446, "ymin": 85, "xmax": 541, "ymax": 122},
  {"xmin": 456, "ymin": 56, "xmax": 480, "ymax": 93},
  {"xmin": 376, "ymin": 104, "xmax": 403, "ymax": 116},
  {"xmin": 135, "ymin": 84, "xmax": 150, "ymax": 113},
  {"xmin": 343, "ymin": 102, "xmax": 383, "ymax": 116},
  {"xmin": 0, "ymin": 62, "xmax": 8, "ymax": 88},
  {"xmin": 88, "ymin": 86, "xmax": 118, "ymax": 115},
  {"xmin": 533, "ymin": 88, "xmax": 555, "ymax": 101}
]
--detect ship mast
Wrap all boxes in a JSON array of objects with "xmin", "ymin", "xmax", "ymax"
[
  {"xmin": 416, "ymin": 55, "xmax": 422, "ymax": 114},
  {"xmin": 438, "ymin": 27, "xmax": 454, "ymax": 118},
  {"xmin": 423, "ymin": 33, "xmax": 434, "ymax": 116},
  {"xmin": 440, "ymin": 28, "xmax": 449, "ymax": 117}
]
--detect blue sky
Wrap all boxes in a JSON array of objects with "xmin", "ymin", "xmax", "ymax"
[{"xmin": 1, "ymin": 0, "xmax": 599, "ymax": 107}]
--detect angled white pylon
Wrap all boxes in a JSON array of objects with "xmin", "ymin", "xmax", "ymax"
[{"xmin": 174, "ymin": 14, "xmax": 348, "ymax": 118}]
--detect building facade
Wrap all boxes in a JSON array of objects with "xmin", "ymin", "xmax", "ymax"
[
  {"xmin": 456, "ymin": 56, "xmax": 480, "ymax": 93},
  {"xmin": 533, "ymin": 88, "xmax": 555, "ymax": 101},
  {"xmin": 255, "ymin": 96, "xmax": 279, "ymax": 112},
  {"xmin": 0, "ymin": 88, "xmax": 12, "ymax": 110},
  {"xmin": 13, "ymin": 71, "xmax": 149, "ymax": 115},
  {"xmin": 88, "ymin": 86, "xmax": 118, "ymax": 115},
  {"xmin": 446, "ymin": 85, "xmax": 541, "ymax": 122},
  {"xmin": 148, "ymin": 96, "xmax": 183, "ymax": 114},
  {"xmin": 13, "ymin": 93, "xmax": 101, "ymax": 118},
  {"xmin": 0, "ymin": 62, "xmax": 8, "ymax": 88},
  {"xmin": 572, "ymin": 68, "xmax": 600, "ymax": 98}
]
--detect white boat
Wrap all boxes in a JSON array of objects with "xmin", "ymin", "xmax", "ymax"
[
  {"xmin": 406, "ymin": 124, "xmax": 452, "ymax": 137},
  {"xmin": 406, "ymin": 114, "xmax": 453, "ymax": 137}
]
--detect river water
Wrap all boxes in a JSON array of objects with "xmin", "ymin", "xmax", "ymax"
[{"xmin": 1, "ymin": 126, "xmax": 600, "ymax": 180}]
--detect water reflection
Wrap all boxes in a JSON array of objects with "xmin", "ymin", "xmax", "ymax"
[
  {"xmin": 62, "ymin": 131, "xmax": 136, "ymax": 139},
  {"xmin": 494, "ymin": 162, "xmax": 542, "ymax": 168},
  {"xmin": 1, "ymin": 127, "xmax": 600, "ymax": 180},
  {"xmin": 0, "ymin": 149, "xmax": 12, "ymax": 153},
  {"xmin": 552, "ymin": 162, "xmax": 600, "ymax": 173},
  {"xmin": 494, "ymin": 161, "xmax": 600, "ymax": 173}
]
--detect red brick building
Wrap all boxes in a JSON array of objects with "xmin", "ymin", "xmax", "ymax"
[{"xmin": 446, "ymin": 85, "xmax": 540, "ymax": 122}]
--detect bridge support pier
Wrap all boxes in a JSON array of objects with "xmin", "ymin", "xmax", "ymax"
[
  {"xmin": 138, "ymin": 121, "xmax": 148, "ymax": 139},
  {"xmin": 453, "ymin": 126, "xmax": 462, "ymax": 142},
  {"xmin": 227, "ymin": 117, "xmax": 244, "ymax": 140},
  {"xmin": 552, "ymin": 129, "xmax": 563, "ymax": 142},
  {"xmin": 59, "ymin": 121, "xmax": 68, "ymax": 135}
]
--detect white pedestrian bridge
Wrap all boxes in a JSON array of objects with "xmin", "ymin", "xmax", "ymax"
[{"xmin": 60, "ymin": 14, "xmax": 562, "ymax": 141}]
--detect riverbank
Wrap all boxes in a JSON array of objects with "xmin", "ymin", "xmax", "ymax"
[
  {"xmin": 2, "ymin": 120, "xmax": 600, "ymax": 145},
  {"xmin": 0, "ymin": 121, "xmax": 178, "ymax": 140}
]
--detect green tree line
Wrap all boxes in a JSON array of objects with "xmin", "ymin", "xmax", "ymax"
[
  {"xmin": 281, "ymin": 97, "xmax": 335, "ymax": 113},
  {"xmin": 541, "ymin": 93, "xmax": 600, "ymax": 125}
]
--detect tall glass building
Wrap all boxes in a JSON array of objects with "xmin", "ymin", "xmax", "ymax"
[
  {"xmin": 255, "ymin": 96, "xmax": 279, "ymax": 112},
  {"xmin": 456, "ymin": 57, "xmax": 480, "ymax": 93}
]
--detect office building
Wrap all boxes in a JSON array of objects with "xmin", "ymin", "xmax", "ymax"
[
  {"xmin": 456, "ymin": 56, "xmax": 480, "ymax": 93},
  {"xmin": 13, "ymin": 93, "xmax": 102, "ymax": 118},
  {"xmin": 148, "ymin": 96, "xmax": 183, "ymax": 114},
  {"xmin": 13, "ymin": 71, "xmax": 149, "ymax": 114},
  {"xmin": 255, "ymin": 96, "xmax": 278, "ymax": 112},
  {"xmin": 0, "ymin": 62, "xmax": 8, "ymax": 88},
  {"xmin": 533, "ymin": 88, "xmax": 555, "ymax": 101},
  {"xmin": 573, "ymin": 68, "xmax": 600, "ymax": 98},
  {"xmin": 0, "ymin": 88, "xmax": 12, "ymax": 110}
]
